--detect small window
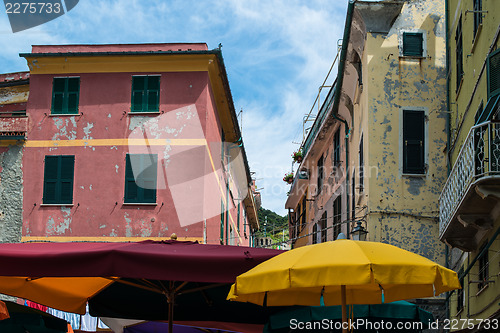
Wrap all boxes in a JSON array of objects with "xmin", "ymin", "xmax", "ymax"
[
  {"xmin": 333, "ymin": 195, "xmax": 342, "ymax": 240},
  {"xmin": 317, "ymin": 155, "xmax": 324, "ymax": 194},
  {"xmin": 131, "ymin": 76, "xmax": 160, "ymax": 112},
  {"xmin": 359, "ymin": 135, "xmax": 364, "ymax": 189},
  {"xmin": 456, "ymin": 16, "xmax": 464, "ymax": 92},
  {"xmin": 457, "ymin": 267, "xmax": 464, "ymax": 313},
  {"xmin": 478, "ymin": 243, "xmax": 489, "ymax": 291},
  {"xmin": 43, "ymin": 155, "xmax": 75, "ymax": 204},
  {"xmin": 51, "ymin": 77, "xmax": 80, "ymax": 114},
  {"xmin": 124, "ymin": 154, "xmax": 158, "ymax": 203},
  {"xmin": 488, "ymin": 49, "xmax": 500, "ymax": 98},
  {"xmin": 312, "ymin": 223, "xmax": 318, "ymax": 244},
  {"xmin": 402, "ymin": 32, "xmax": 423, "ymax": 57},
  {"xmin": 320, "ymin": 211, "xmax": 327, "ymax": 243},
  {"xmin": 473, "ymin": 0, "xmax": 483, "ymax": 38},
  {"xmin": 403, "ymin": 110, "xmax": 426, "ymax": 174},
  {"xmin": 301, "ymin": 195, "xmax": 307, "ymax": 231},
  {"xmin": 351, "ymin": 172, "xmax": 355, "ymax": 221},
  {"xmin": 333, "ymin": 129, "xmax": 341, "ymax": 164}
]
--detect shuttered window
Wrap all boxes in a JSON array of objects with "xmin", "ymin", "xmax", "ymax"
[
  {"xmin": 131, "ymin": 76, "xmax": 160, "ymax": 112},
  {"xmin": 333, "ymin": 129, "xmax": 341, "ymax": 164},
  {"xmin": 473, "ymin": 0, "xmax": 483, "ymax": 38},
  {"xmin": 488, "ymin": 49, "xmax": 500, "ymax": 98},
  {"xmin": 317, "ymin": 154, "xmax": 324, "ymax": 193},
  {"xmin": 320, "ymin": 211, "xmax": 327, "ymax": 243},
  {"xmin": 43, "ymin": 155, "xmax": 75, "ymax": 204},
  {"xmin": 456, "ymin": 16, "xmax": 464, "ymax": 92},
  {"xmin": 312, "ymin": 223, "xmax": 318, "ymax": 244},
  {"xmin": 402, "ymin": 32, "xmax": 423, "ymax": 57},
  {"xmin": 333, "ymin": 195, "xmax": 341, "ymax": 240},
  {"xmin": 403, "ymin": 110, "xmax": 425, "ymax": 174},
  {"xmin": 51, "ymin": 77, "xmax": 80, "ymax": 114},
  {"xmin": 124, "ymin": 154, "xmax": 158, "ymax": 203}
]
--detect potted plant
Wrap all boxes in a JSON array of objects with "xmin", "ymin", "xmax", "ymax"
[
  {"xmin": 283, "ymin": 172, "xmax": 294, "ymax": 184},
  {"xmin": 292, "ymin": 150, "xmax": 303, "ymax": 163}
]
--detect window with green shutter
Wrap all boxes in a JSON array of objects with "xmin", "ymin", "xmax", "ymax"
[
  {"xmin": 131, "ymin": 76, "xmax": 160, "ymax": 112},
  {"xmin": 402, "ymin": 32, "xmax": 423, "ymax": 57},
  {"xmin": 473, "ymin": 0, "xmax": 483, "ymax": 38},
  {"xmin": 488, "ymin": 49, "xmax": 500, "ymax": 98},
  {"xmin": 51, "ymin": 77, "xmax": 80, "ymax": 115},
  {"xmin": 124, "ymin": 154, "xmax": 158, "ymax": 203},
  {"xmin": 403, "ymin": 110, "xmax": 426, "ymax": 174},
  {"xmin": 43, "ymin": 155, "xmax": 75, "ymax": 204},
  {"xmin": 456, "ymin": 16, "xmax": 464, "ymax": 92}
]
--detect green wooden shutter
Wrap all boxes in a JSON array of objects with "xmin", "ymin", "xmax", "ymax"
[
  {"xmin": 67, "ymin": 78, "xmax": 80, "ymax": 114},
  {"xmin": 124, "ymin": 154, "xmax": 157, "ymax": 203},
  {"xmin": 131, "ymin": 76, "xmax": 160, "ymax": 112},
  {"xmin": 403, "ymin": 110, "xmax": 425, "ymax": 174},
  {"xmin": 147, "ymin": 76, "xmax": 160, "ymax": 112},
  {"xmin": 43, "ymin": 156, "xmax": 74, "ymax": 204},
  {"xmin": 59, "ymin": 156, "xmax": 74, "ymax": 203},
  {"xmin": 43, "ymin": 156, "xmax": 59, "ymax": 203},
  {"xmin": 131, "ymin": 77, "xmax": 145, "ymax": 112},
  {"xmin": 125, "ymin": 154, "xmax": 138, "ymax": 202},
  {"xmin": 488, "ymin": 49, "xmax": 500, "ymax": 98},
  {"xmin": 139, "ymin": 154, "xmax": 157, "ymax": 203},
  {"xmin": 403, "ymin": 32, "xmax": 423, "ymax": 57},
  {"xmin": 52, "ymin": 78, "xmax": 66, "ymax": 114}
]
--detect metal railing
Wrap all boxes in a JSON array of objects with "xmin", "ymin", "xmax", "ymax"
[
  {"xmin": 439, "ymin": 121, "xmax": 500, "ymax": 237},
  {"xmin": 302, "ymin": 83, "xmax": 336, "ymax": 156}
]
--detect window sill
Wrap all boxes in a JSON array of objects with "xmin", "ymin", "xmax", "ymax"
[
  {"xmin": 475, "ymin": 283, "xmax": 489, "ymax": 296},
  {"xmin": 49, "ymin": 113, "xmax": 81, "ymax": 117},
  {"xmin": 122, "ymin": 202, "xmax": 158, "ymax": 206},
  {"xmin": 40, "ymin": 203, "xmax": 74, "ymax": 206},
  {"xmin": 471, "ymin": 24, "xmax": 482, "ymax": 53},
  {"xmin": 128, "ymin": 112, "xmax": 161, "ymax": 115},
  {"xmin": 400, "ymin": 55, "xmax": 425, "ymax": 59},
  {"xmin": 402, "ymin": 173, "xmax": 426, "ymax": 178},
  {"xmin": 456, "ymin": 77, "xmax": 464, "ymax": 99}
]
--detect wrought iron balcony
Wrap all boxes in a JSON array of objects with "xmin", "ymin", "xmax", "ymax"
[
  {"xmin": 439, "ymin": 121, "xmax": 500, "ymax": 251},
  {"xmin": 0, "ymin": 110, "xmax": 27, "ymax": 140}
]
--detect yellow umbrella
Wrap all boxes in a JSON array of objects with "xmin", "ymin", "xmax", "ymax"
[{"xmin": 228, "ymin": 240, "xmax": 461, "ymax": 332}]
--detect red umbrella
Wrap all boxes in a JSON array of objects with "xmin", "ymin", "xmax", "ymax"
[{"xmin": 0, "ymin": 240, "xmax": 284, "ymax": 332}]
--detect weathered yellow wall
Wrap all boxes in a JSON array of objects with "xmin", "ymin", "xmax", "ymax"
[
  {"xmin": 356, "ymin": 0, "xmax": 448, "ymax": 264},
  {"xmin": 449, "ymin": 0, "xmax": 500, "ymax": 163},
  {"xmin": 447, "ymin": 0, "xmax": 500, "ymax": 325},
  {"xmin": 0, "ymin": 85, "xmax": 29, "ymax": 105}
]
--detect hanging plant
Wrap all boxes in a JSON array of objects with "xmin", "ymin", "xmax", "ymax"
[
  {"xmin": 283, "ymin": 172, "xmax": 294, "ymax": 184},
  {"xmin": 292, "ymin": 150, "xmax": 303, "ymax": 163}
]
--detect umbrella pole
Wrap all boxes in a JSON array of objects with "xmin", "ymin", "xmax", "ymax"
[{"xmin": 341, "ymin": 285, "xmax": 347, "ymax": 333}]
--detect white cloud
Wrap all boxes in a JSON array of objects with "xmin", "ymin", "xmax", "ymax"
[{"xmin": 0, "ymin": 0, "xmax": 347, "ymax": 216}]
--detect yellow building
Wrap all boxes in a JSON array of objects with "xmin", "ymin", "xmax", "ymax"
[
  {"xmin": 441, "ymin": 0, "xmax": 500, "ymax": 327},
  {"xmin": 286, "ymin": 0, "xmax": 448, "ymax": 317}
]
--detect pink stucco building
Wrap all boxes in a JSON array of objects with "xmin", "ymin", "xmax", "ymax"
[{"xmin": 5, "ymin": 43, "xmax": 259, "ymax": 245}]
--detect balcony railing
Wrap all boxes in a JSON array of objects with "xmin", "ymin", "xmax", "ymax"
[
  {"xmin": 439, "ymin": 121, "xmax": 500, "ymax": 243},
  {"xmin": 0, "ymin": 110, "xmax": 28, "ymax": 139},
  {"xmin": 302, "ymin": 83, "xmax": 336, "ymax": 156}
]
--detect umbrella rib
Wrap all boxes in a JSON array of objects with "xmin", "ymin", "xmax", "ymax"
[
  {"xmin": 104, "ymin": 277, "xmax": 164, "ymax": 295},
  {"xmin": 179, "ymin": 283, "xmax": 228, "ymax": 295}
]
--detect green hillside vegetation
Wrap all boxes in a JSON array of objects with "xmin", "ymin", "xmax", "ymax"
[{"xmin": 256, "ymin": 208, "xmax": 289, "ymax": 244}]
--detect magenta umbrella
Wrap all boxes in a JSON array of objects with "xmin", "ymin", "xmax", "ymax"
[{"xmin": 0, "ymin": 240, "xmax": 284, "ymax": 332}]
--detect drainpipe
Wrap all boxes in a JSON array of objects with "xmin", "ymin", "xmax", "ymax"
[
  {"xmin": 331, "ymin": 0, "xmax": 355, "ymax": 237},
  {"xmin": 445, "ymin": 0, "xmax": 451, "ymax": 323}
]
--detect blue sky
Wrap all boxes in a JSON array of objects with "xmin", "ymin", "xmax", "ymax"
[{"xmin": 0, "ymin": 0, "xmax": 348, "ymax": 215}]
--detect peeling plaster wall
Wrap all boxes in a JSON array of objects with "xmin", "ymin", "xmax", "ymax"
[
  {"xmin": 358, "ymin": 0, "xmax": 447, "ymax": 264},
  {"xmin": 0, "ymin": 145, "xmax": 23, "ymax": 243}
]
